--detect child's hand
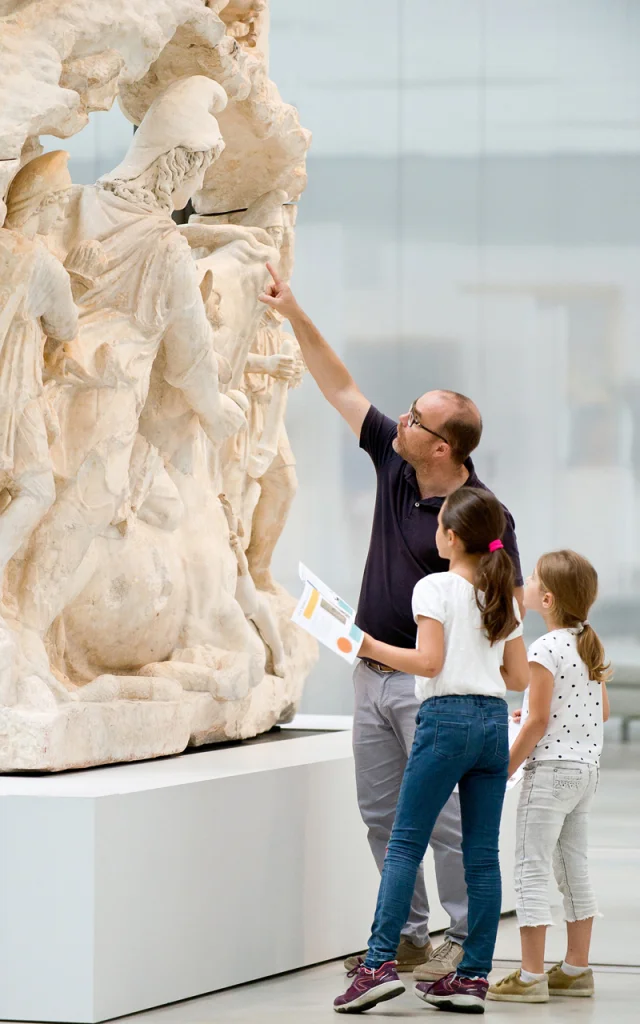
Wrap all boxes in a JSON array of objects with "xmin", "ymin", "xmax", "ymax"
[{"xmin": 511, "ymin": 709, "xmax": 522, "ymax": 723}]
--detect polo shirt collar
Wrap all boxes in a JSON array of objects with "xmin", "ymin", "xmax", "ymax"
[{"xmin": 403, "ymin": 457, "xmax": 478, "ymax": 506}]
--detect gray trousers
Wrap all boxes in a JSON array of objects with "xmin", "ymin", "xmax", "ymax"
[{"xmin": 353, "ymin": 661, "xmax": 468, "ymax": 947}]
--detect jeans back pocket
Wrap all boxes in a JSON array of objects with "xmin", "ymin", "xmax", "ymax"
[
  {"xmin": 494, "ymin": 721, "xmax": 510, "ymax": 762},
  {"xmin": 552, "ymin": 767, "xmax": 584, "ymax": 797},
  {"xmin": 434, "ymin": 720, "xmax": 470, "ymax": 759}
]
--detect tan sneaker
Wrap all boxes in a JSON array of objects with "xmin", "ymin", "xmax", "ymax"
[
  {"xmin": 413, "ymin": 939, "xmax": 464, "ymax": 981},
  {"xmin": 344, "ymin": 938, "xmax": 432, "ymax": 974},
  {"xmin": 488, "ymin": 969, "xmax": 549, "ymax": 1003},
  {"xmin": 343, "ymin": 951, "xmax": 366, "ymax": 973},
  {"xmin": 395, "ymin": 937, "xmax": 433, "ymax": 973},
  {"xmin": 547, "ymin": 963, "xmax": 594, "ymax": 997}
]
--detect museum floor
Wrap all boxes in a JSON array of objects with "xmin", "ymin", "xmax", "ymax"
[{"xmin": 6, "ymin": 735, "xmax": 639, "ymax": 1024}]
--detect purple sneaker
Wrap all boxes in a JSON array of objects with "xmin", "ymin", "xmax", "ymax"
[
  {"xmin": 334, "ymin": 961, "xmax": 405, "ymax": 1013},
  {"xmin": 414, "ymin": 972, "xmax": 489, "ymax": 1014}
]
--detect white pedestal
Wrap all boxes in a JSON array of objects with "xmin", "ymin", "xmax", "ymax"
[{"xmin": 0, "ymin": 719, "xmax": 519, "ymax": 1023}]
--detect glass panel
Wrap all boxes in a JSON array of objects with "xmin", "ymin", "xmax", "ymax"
[{"xmin": 270, "ymin": 0, "xmax": 640, "ymax": 711}]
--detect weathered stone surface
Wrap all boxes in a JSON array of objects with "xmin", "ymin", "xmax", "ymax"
[
  {"xmin": 0, "ymin": 1, "xmax": 226, "ymax": 198},
  {"xmin": 118, "ymin": 3, "xmax": 311, "ymax": 214},
  {"xmin": 0, "ymin": 3, "xmax": 314, "ymax": 772}
]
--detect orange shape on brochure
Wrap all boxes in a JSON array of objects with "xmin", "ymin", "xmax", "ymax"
[
  {"xmin": 303, "ymin": 588, "xmax": 320, "ymax": 619},
  {"xmin": 337, "ymin": 637, "xmax": 353, "ymax": 654}
]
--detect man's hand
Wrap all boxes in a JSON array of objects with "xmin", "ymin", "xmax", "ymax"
[
  {"xmin": 260, "ymin": 264, "xmax": 371, "ymax": 436},
  {"xmin": 259, "ymin": 263, "xmax": 303, "ymax": 321},
  {"xmin": 511, "ymin": 708, "xmax": 522, "ymax": 724}
]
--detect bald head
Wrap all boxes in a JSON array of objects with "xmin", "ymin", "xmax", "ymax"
[{"xmin": 422, "ymin": 389, "xmax": 483, "ymax": 465}]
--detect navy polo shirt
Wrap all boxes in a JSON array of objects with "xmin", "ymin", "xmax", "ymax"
[{"xmin": 355, "ymin": 406, "xmax": 524, "ymax": 650}]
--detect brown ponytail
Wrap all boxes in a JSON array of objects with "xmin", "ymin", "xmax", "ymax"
[
  {"xmin": 537, "ymin": 550, "xmax": 611, "ymax": 683},
  {"xmin": 441, "ymin": 487, "xmax": 518, "ymax": 645}
]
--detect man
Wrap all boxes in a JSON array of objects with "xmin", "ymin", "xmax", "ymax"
[
  {"xmin": 0, "ymin": 153, "xmax": 78, "ymax": 576},
  {"xmin": 259, "ymin": 264, "xmax": 524, "ymax": 979}
]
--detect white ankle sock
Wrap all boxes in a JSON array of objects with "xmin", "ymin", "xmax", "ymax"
[
  {"xmin": 561, "ymin": 961, "xmax": 587, "ymax": 976},
  {"xmin": 520, "ymin": 968, "xmax": 546, "ymax": 984}
]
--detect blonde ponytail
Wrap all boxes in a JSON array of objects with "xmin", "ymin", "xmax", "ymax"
[
  {"xmin": 576, "ymin": 623, "xmax": 612, "ymax": 684},
  {"xmin": 537, "ymin": 551, "xmax": 611, "ymax": 683}
]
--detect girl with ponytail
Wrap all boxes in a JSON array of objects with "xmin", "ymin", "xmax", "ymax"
[
  {"xmin": 335, "ymin": 487, "xmax": 529, "ymax": 1015},
  {"xmin": 489, "ymin": 550, "xmax": 610, "ymax": 1005}
]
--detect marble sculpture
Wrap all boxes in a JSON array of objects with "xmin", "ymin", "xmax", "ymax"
[{"xmin": 0, "ymin": 0, "xmax": 316, "ymax": 771}]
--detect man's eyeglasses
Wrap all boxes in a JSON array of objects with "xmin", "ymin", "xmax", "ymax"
[{"xmin": 407, "ymin": 400, "xmax": 450, "ymax": 445}]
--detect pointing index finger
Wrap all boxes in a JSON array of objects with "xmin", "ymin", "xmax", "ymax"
[{"xmin": 266, "ymin": 261, "xmax": 282, "ymax": 287}]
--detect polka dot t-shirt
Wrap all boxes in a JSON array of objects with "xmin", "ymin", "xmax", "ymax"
[{"xmin": 522, "ymin": 629, "xmax": 604, "ymax": 767}]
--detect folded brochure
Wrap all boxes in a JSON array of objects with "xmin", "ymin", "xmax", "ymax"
[{"xmin": 292, "ymin": 563, "xmax": 364, "ymax": 663}]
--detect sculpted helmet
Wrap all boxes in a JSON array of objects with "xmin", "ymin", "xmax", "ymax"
[
  {"xmin": 99, "ymin": 76, "xmax": 228, "ymax": 184},
  {"xmin": 5, "ymin": 150, "xmax": 72, "ymax": 227}
]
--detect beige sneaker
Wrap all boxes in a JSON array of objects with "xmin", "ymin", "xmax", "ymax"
[
  {"xmin": 343, "ymin": 951, "xmax": 366, "ymax": 973},
  {"xmin": 395, "ymin": 937, "xmax": 433, "ymax": 973},
  {"xmin": 547, "ymin": 963, "xmax": 594, "ymax": 997},
  {"xmin": 488, "ymin": 969, "xmax": 549, "ymax": 1003},
  {"xmin": 344, "ymin": 938, "xmax": 432, "ymax": 974},
  {"xmin": 413, "ymin": 939, "xmax": 464, "ymax": 981}
]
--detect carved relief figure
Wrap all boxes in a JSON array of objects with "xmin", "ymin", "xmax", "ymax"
[
  {"xmin": 219, "ymin": 492, "xmax": 285, "ymax": 677},
  {"xmin": 17, "ymin": 76, "xmax": 247, "ymax": 635},
  {"xmin": 185, "ymin": 192, "xmax": 304, "ymax": 594},
  {"xmin": 0, "ymin": 6, "xmax": 316, "ymax": 770},
  {"xmin": 0, "ymin": 152, "xmax": 78, "ymax": 576},
  {"xmin": 227, "ymin": 197, "xmax": 305, "ymax": 593}
]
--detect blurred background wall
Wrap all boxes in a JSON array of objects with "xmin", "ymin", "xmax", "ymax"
[{"xmin": 269, "ymin": 0, "xmax": 640, "ymax": 713}]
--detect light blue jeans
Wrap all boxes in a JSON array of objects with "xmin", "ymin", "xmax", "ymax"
[{"xmin": 364, "ymin": 695, "xmax": 509, "ymax": 979}]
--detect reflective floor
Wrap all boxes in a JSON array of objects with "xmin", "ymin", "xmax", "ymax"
[
  {"xmin": 6, "ymin": 739, "xmax": 638, "ymax": 1024},
  {"xmin": 113, "ymin": 966, "xmax": 639, "ymax": 1022}
]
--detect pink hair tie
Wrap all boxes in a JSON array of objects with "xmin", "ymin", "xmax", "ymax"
[{"xmin": 488, "ymin": 539, "xmax": 504, "ymax": 553}]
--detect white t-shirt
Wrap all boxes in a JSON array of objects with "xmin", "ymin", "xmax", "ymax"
[
  {"xmin": 411, "ymin": 572, "xmax": 523, "ymax": 703},
  {"xmin": 522, "ymin": 629, "xmax": 604, "ymax": 766}
]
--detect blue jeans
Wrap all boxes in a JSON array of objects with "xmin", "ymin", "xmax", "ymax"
[{"xmin": 364, "ymin": 695, "xmax": 509, "ymax": 979}]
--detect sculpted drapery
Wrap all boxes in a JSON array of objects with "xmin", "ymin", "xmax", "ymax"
[{"xmin": 0, "ymin": 2, "xmax": 314, "ymax": 771}]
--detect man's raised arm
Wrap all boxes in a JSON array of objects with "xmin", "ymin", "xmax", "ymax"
[{"xmin": 259, "ymin": 263, "xmax": 370, "ymax": 437}]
